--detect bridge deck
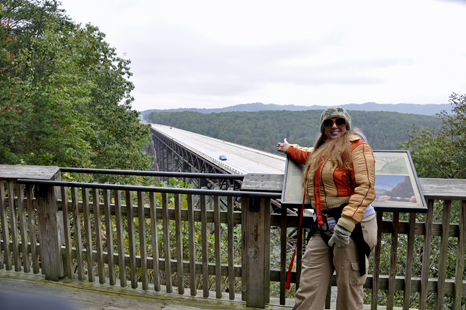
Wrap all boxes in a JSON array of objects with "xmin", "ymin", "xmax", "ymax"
[{"xmin": 151, "ymin": 124, "xmax": 286, "ymax": 174}]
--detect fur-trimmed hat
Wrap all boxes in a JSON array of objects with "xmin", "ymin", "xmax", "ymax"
[{"xmin": 320, "ymin": 106, "xmax": 352, "ymax": 133}]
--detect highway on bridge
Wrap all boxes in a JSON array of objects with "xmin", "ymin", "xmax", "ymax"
[{"xmin": 151, "ymin": 124, "xmax": 286, "ymax": 175}]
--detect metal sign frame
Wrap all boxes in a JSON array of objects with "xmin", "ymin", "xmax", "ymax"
[{"xmin": 281, "ymin": 150, "xmax": 427, "ymax": 213}]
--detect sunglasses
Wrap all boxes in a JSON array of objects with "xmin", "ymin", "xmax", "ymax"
[{"xmin": 323, "ymin": 117, "xmax": 347, "ymax": 128}]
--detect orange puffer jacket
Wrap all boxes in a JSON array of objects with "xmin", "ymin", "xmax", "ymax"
[{"xmin": 284, "ymin": 134, "xmax": 376, "ymax": 231}]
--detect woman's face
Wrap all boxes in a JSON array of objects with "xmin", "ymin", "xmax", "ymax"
[{"xmin": 323, "ymin": 117, "xmax": 347, "ymax": 140}]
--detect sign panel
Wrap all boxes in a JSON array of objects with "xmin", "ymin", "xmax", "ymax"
[{"xmin": 281, "ymin": 150, "xmax": 427, "ymax": 212}]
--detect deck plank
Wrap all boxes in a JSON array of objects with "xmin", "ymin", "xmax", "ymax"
[{"xmin": 0, "ymin": 270, "xmax": 292, "ymax": 310}]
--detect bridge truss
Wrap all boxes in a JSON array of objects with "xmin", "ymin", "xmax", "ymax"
[{"xmin": 149, "ymin": 128, "xmax": 242, "ymax": 191}]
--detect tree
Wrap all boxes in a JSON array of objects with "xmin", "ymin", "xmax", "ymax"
[
  {"xmin": 402, "ymin": 92, "xmax": 466, "ymax": 179},
  {"xmin": 0, "ymin": 0, "xmax": 153, "ymax": 173}
]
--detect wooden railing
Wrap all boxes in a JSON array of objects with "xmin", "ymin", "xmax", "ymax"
[{"xmin": 0, "ymin": 165, "xmax": 465, "ymax": 309}]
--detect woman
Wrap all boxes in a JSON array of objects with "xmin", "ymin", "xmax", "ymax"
[{"xmin": 277, "ymin": 106, "xmax": 377, "ymax": 310}]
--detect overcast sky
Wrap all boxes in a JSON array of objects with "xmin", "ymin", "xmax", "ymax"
[{"xmin": 58, "ymin": 0, "xmax": 466, "ymax": 112}]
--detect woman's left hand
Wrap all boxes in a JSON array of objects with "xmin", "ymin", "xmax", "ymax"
[{"xmin": 328, "ymin": 224, "xmax": 351, "ymax": 247}]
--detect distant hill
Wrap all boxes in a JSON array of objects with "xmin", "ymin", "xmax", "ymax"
[
  {"xmin": 141, "ymin": 102, "xmax": 451, "ymax": 119},
  {"xmin": 146, "ymin": 109, "xmax": 442, "ymax": 151}
]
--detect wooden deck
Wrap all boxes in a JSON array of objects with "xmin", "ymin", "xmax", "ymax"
[
  {"xmin": 0, "ymin": 269, "xmax": 294, "ymax": 310},
  {"xmin": 0, "ymin": 270, "xmax": 416, "ymax": 310}
]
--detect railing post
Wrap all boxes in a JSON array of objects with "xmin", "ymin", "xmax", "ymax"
[
  {"xmin": 242, "ymin": 196, "xmax": 271, "ymax": 308},
  {"xmin": 0, "ymin": 165, "xmax": 63, "ymax": 279},
  {"xmin": 241, "ymin": 173, "xmax": 282, "ymax": 308},
  {"xmin": 35, "ymin": 182, "xmax": 65, "ymax": 280}
]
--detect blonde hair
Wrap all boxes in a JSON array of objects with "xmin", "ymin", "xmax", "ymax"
[{"xmin": 302, "ymin": 130, "xmax": 354, "ymax": 188}]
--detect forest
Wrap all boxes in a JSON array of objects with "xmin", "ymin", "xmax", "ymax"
[{"xmin": 146, "ymin": 109, "xmax": 441, "ymax": 153}]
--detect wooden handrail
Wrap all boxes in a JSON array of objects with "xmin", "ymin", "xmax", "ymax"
[{"xmin": 1, "ymin": 166, "xmax": 466, "ymax": 309}]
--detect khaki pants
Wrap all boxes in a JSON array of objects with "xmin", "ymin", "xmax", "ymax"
[{"xmin": 293, "ymin": 214, "xmax": 377, "ymax": 310}]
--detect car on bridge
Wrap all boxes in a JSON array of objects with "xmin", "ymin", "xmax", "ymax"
[{"xmin": 219, "ymin": 155, "xmax": 227, "ymax": 161}]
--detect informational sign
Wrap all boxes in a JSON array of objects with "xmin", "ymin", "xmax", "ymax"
[{"xmin": 281, "ymin": 150, "xmax": 427, "ymax": 212}]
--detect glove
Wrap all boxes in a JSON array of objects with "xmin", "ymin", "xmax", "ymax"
[{"xmin": 328, "ymin": 224, "xmax": 351, "ymax": 247}]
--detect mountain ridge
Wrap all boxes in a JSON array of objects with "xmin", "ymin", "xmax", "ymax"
[{"xmin": 140, "ymin": 102, "xmax": 450, "ymax": 118}]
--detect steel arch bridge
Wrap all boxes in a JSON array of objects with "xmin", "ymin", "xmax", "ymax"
[{"xmin": 148, "ymin": 127, "xmax": 243, "ymax": 191}]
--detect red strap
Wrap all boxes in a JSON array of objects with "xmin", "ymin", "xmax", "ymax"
[
  {"xmin": 286, "ymin": 161, "xmax": 325, "ymax": 289},
  {"xmin": 285, "ymin": 192, "xmax": 306, "ymax": 290},
  {"xmin": 315, "ymin": 164, "xmax": 325, "ymax": 226}
]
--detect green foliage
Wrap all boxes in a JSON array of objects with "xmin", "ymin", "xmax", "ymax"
[
  {"xmin": 402, "ymin": 92, "xmax": 466, "ymax": 178},
  {"xmin": 0, "ymin": 0, "xmax": 153, "ymax": 174},
  {"xmin": 146, "ymin": 110, "xmax": 441, "ymax": 153}
]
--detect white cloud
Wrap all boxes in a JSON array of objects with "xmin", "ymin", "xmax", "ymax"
[{"xmin": 60, "ymin": 0, "xmax": 466, "ymax": 110}]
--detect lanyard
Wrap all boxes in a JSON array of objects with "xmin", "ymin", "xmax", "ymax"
[
  {"xmin": 285, "ymin": 191, "xmax": 306, "ymax": 290},
  {"xmin": 314, "ymin": 163, "xmax": 325, "ymax": 226},
  {"xmin": 285, "ymin": 160, "xmax": 325, "ymax": 290}
]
